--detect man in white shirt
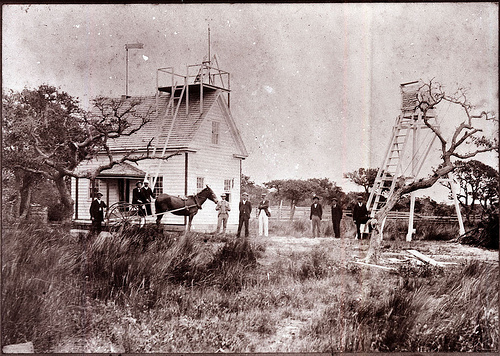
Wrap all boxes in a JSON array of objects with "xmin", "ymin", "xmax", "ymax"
[
  {"xmin": 215, "ymin": 193, "xmax": 231, "ymax": 235},
  {"xmin": 257, "ymin": 192, "xmax": 270, "ymax": 237}
]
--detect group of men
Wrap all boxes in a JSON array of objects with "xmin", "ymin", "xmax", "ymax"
[
  {"xmin": 309, "ymin": 194, "xmax": 369, "ymax": 239},
  {"xmin": 90, "ymin": 182, "xmax": 370, "ymax": 239},
  {"xmin": 131, "ymin": 180, "xmax": 155, "ymax": 216},
  {"xmin": 89, "ymin": 180, "xmax": 155, "ymax": 235},
  {"xmin": 216, "ymin": 191, "xmax": 270, "ymax": 238},
  {"xmin": 222, "ymin": 192, "xmax": 369, "ymax": 239}
]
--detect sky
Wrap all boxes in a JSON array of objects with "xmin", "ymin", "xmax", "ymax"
[{"xmin": 2, "ymin": 3, "xmax": 498, "ymax": 201}]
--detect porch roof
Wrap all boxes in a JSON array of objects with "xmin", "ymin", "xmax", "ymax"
[{"xmin": 98, "ymin": 162, "xmax": 145, "ymax": 178}]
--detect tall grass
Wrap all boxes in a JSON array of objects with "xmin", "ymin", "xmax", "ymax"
[
  {"xmin": 2, "ymin": 223, "xmax": 261, "ymax": 351},
  {"xmin": 309, "ymin": 260, "xmax": 499, "ymax": 352},
  {"xmin": 382, "ymin": 219, "xmax": 459, "ymax": 241},
  {"xmin": 1, "ymin": 225, "xmax": 82, "ymax": 350},
  {"xmin": 2, "ymin": 222, "xmax": 497, "ymax": 352}
]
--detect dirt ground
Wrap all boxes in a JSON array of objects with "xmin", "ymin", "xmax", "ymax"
[{"xmin": 255, "ymin": 234, "xmax": 498, "ymax": 266}]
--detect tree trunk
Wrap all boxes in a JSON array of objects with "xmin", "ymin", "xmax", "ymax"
[
  {"xmin": 290, "ymin": 202, "xmax": 296, "ymax": 221},
  {"xmin": 364, "ymin": 185, "xmax": 408, "ymax": 263},
  {"xmin": 18, "ymin": 174, "xmax": 34, "ymax": 219},
  {"xmin": 19, "ymin": 188, "xmax": 32, "ymax": 220},
  {"xmin": 54, "ymin": 174, "xmax": 75, "ymax": 222}
]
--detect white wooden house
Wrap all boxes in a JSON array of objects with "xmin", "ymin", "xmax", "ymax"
[{"xmin": 72, "ymin": 61, "xmax": 248, "ymax": 231}]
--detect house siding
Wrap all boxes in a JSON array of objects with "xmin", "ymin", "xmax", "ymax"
[{"xmin": 187, "ymin": 98, "xmax": 243, "ymax": 231}]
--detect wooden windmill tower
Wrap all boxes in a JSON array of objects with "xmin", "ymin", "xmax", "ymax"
[{"xmin": 366, "ymin": 80, "xmax": 465, "ymax": 241}]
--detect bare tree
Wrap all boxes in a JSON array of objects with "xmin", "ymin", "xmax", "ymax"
[
  {"xmin": 365, "ymin": 81, "xmax": 497, "ymax": 263},
  {"xmin": 3, "ymin": 86, "xmax": 178, "ymax": 221}
]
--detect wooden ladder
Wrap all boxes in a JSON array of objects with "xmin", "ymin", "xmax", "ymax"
[
  {"xmin": 146, "ymin": 81, "xmax": 187, "ymax": 189},
  {"xmin": 366, "ymin": 114, "xmax": 413, "ymax": 217}
]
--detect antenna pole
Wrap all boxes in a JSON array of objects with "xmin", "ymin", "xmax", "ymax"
[{"xmin": 208, "ymin": 25, "xmax": 211, "ymax": 63}]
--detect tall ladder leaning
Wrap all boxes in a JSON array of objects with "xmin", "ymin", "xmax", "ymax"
[
  {"xmin": 366, "ymin": 113, "xmax": 413, "ymax": 235},
  {"xmin": 145, "ymin": 78, "xmax": 187, "ymax": 191}
]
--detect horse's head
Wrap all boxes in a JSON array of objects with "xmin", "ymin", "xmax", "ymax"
[{"xmin": 201, "ymin": 185, "xmax": 218, "ymax": 204}]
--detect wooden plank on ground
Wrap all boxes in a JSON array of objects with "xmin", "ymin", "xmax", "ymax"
[
  {"xmin": 407, "ymin": 249, "xmax": 446, "ymax": 267},
  {"xmin": 353, "ymin": 261, "xmax": 396, "ymax": 271}
]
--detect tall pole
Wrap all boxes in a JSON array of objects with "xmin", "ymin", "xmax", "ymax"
[
  {"xmin": 126, "ymin": 47, "xmax": 129, "ymax": 97},
  {"xmin": 208, "ymin": 25, "xmax": 211, "ymax": 63},
  {"xmin": 207, "ymin": 25, "xmax": 211, "ymax": 84},
  {"xmin": 407, "ymin": 115, "xmax": 419, "ymax": 241}
]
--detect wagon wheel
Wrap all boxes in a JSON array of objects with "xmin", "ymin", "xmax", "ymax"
[{"xmin": 106, "ymin": 202, "xmax": 142, "ymax": 234}]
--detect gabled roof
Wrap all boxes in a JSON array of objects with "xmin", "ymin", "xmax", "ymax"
[
  {"xmin": 98, "ymin": 162, "xmax": 145, "ymax": 178},
  {"xmin": 102, "ymin": 86, "xmax": 247, "ymax": 157}
]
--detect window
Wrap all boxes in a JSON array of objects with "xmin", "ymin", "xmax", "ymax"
[
  {"xmin": 88, "ymin": 179, "xmax": 102, "ymax": 199},
  {"xmin": 153, "ymin": 176, "xmax": 163, "ymax": 196},
  {"xmin": 197, "ymin": 177, "xmax": 205, "ymax": 190},
  {"xmin": 211, "ymin": 121, "xmax": 220, "ymax": 144},
  {"xmin": 223, "ymin": 179, "xmax": 233, "ymax": 202},
  {"xmin": 224, "ymin": 179, "xmax": 233, "ymax": 191}
]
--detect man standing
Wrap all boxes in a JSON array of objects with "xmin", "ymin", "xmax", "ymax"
[
  {"xmin": 89, "ymin": 192, "xmax": 107, "ymax": 236},
  {"xmin": 331, "ymin": 197, "xmax": 343, "ymax": 238},
  {"xmin": 142, "ymin": 180, "xmax": 155, "ymax": 216},
  {"xmin": 257, "ymin": 192, "xmax": 270, "ymax": 237},
  {"xmin": 353, "ymin": 195, "xmax": 369, "ymax": 239},
  {"xmin": 215, "ymin": 193, "xmax": 231, "ymax": 235},
  {"xmin": 236, "ymin": 192, "xmax": 252, "ymax": 238},
  {"xmin": 310, "ymin": 195, "xmax": 323, "ymax": 238},
  {"xmin": 132, "ymin": 181, "xmax": 146, "ymax": 218}
]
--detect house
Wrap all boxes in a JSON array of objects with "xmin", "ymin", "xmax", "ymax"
[{"xmin": 72, "ymin": 61, "xmax": 248, "ymax": 231}]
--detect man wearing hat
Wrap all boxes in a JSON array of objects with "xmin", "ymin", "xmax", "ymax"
[
  {"xmin": 132, "ymin": 181, "xmax": 146, "ymax": 217},
  {"xmin": 310, "ymin": 195, "xmax": 323, "ymax": 238},
  {"xmin": 141, "ymin": 180, "xmax": 155, "ymax": 216},
  {"xmin": 89, "ymin": 192, "xmax": 107, "ymax": 236},
  {"xmin": 215, "ymin": 193, "xmax": 231, "ymax": 235},
  {"xmin": 331, "ymin": 198, "xmax": 343, "ymax": 238},
  {"xmin": 236, "ymin": 192, "xmax": 252, "ymax": 238},
  {"xmin": 353, "ymin": 195, "xmax": 369, "ymax": 239},
  {"xmin": 257, "ymin": 192, "xmax": 270, "ymax": 237}
]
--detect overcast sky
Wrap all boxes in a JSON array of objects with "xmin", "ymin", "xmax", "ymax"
[{"xmin": 3, "ymin": 3, "xmax": 498, "ymax": 199}]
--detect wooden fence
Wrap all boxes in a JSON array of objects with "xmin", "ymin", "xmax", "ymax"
[{"xmin": 263, "ymin": 206, "xmax": 459, "ymax": 223}]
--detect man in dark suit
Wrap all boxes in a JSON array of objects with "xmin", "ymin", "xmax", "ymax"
[
  {"xmin": 353, "ymin": 195, "xmax": 369, "ymax": 239},
  {"xmin": 310, "ymin": 195, "xmax": 323, "ymax": 238},
  {"xmin": 141, "ymin": 180, "xmax": 155, "ymax": 215},
  {"xmin": 236, "ymin": 192, "xmax": 252, "ymax": 238},
  {"xmin": 331, "ymin": 197, "xmax": 343, "ymax": 238},
  {"xmin": 132, "ymin": 181, "xmax": 146, "ymax": 217},
  {"xmin": 89, "ymin": 191, "xmax": 107, "ymax": 236}
]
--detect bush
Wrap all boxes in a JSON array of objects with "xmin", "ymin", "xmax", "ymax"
[{"xmin": 47, "ymin": 202, "xmax": 66, "ymax": 221}]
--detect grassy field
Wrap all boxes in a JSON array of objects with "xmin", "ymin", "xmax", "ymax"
[{"xmin": 2, "ymin": 219, "xmax": 498, "ymax": 352}]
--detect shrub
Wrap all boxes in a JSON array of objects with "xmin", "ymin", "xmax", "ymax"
[{"xmin": 47, "ymin": 202, "xmax": 66, "ymax": 221}]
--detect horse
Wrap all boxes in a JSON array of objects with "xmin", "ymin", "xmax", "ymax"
[{"xmin": 154, "ymin": 185, "xmax": 218, "ymax": 232}]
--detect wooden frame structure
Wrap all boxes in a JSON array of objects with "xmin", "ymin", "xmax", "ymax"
[{"xmin": 367, "ymin": 81, "xmax": 465, "ymax": 241}]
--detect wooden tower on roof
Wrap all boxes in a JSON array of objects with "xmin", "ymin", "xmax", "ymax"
[{"xmin": 146, "ymin": 54, "xmax": 233, "ymax": 189}]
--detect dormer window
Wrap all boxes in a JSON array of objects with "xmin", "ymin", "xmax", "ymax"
[{"xmin": 211, "ymin": 121, "xmax": 220, "ymax": 144}]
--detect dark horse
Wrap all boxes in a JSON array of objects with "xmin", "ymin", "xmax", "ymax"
[{"xmin": 155, "ymin": 185, "xmax": 218, "ymax": 231}]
